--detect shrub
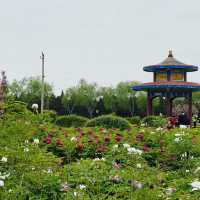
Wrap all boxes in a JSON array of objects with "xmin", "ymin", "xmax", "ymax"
[
  {"xmin": 141, "ymin": 115, "xmax": 167, "ymax": 127},
  {"xmin": 126, "ymin": 116, "xmax": 141, "ymax": 125},
  {"xmin": 40, "ymin": 110, "xmax": 57, "ymax": 123},
  {"xmin": 85, "ymin": 115, "xmax": 131, "ymax": 130},
  {"xmin": 6, "ymin": 101, "xmax": 28, "ymax": 114},
  {"xmin": 55, "ymin": 115, "xmax": 88, "ymax": 127}
]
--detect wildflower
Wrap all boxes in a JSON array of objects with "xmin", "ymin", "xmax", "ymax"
[
  {"xmin": 33, "ymin": 138, "xmax": 39, "ymax": 145},
  {"xmin": 0, "ymin": 180, "xmax": 4, "ymax": 187},
  {"xmin": 174, "ymin": 137, "xmax": 182, "ymax": 143},
  {"xmin": 73, "ymin": 191, "xmax": 77, "ymax": 196},
  {"xmin": 0, "ymin": 173, "xmax": 10, "ymax": 180},
  {"xmin": 60, "ymin": 182, "xmax": 70, "ymax": 192},
  {"xmin": 143, "ymin": 144, "xmax": 150, "ymax": 152},
  {"xmin": 104, "ymin": 136, "xmax": 110, "ymax": 143},
  {"xmin": 112, "ymin": 161, "xmax": 121, "ymax": 169},
  {"xmin": 128, "ymin": 180, "xmax": 143, "ymax": 189},
  {"xmin": 186, "ymin": 170, "xmax": 190, "ymax": 173},
  {"xmin": 180, "ymin": 125, "xmax": 187, "ymax": 129},
  {"xmin": 165, "ymin": 188, "xmax": 176, "ymax": 195},
  {"xmin": 127, "ymin": 147, "xmax": 142, "ymax": 155},
  {"xmin": 136, "ymin": 133, "xmax": 144, "ymax": 141},
  {"xmin": 44, "ymin": 136, "xmax": 51, "ymax": 144},
  {"xmin": 112, "ymin": 144, "xmax": 118, "ymax": 150},
  {"xmin": 156, "ymin": 127, "xmax": 163, "ymax": 132},
  {"xmin": 47, "ymin": 168, "xmax": 53, "ymax": 173},
  {"xmin": 56, "ymin": 139, "xmax": 63, "ymax": 147},
  {"xmin": 175, "ymin": 133, "xmax": 182, "ymax": 137},
  {"xmin": 71, "ymin": 137, "xmax": 76, "ymax": 141},
  {"xmin": 79, "ymin": 184, "xmax": 86, "ymax": 190},
  {"xmin": 24, "ymin": 140, "xmax": 29, "ymax": 144},
  {"xmin": 24, "ymin": 148, "xmax": 29, "ymax": 152},
  {"xmin": 123, "ymin": 143, "xmax": 130, "ymax": 149},
  {"xmin": 109, "ymin": 175, "xmax": 122, "ymax": 183},
  {"xmin": 136, "ymin": 163, "xmax": 142, "ymax": 168},
  {"xmin": 75, "ymin": 143, "xmax": 84, "ymax": 152},
  {"xmin": 1, "ymin": 157, "xmax": 7, "ymax": 163},
  {"xmin": 8, "ymin": 189, "xmax": 12, "ymax": 193},
  {"xmin": 115, "ymin": 134, "xmax": 123, "ymax": 142},
  {"xmin": 96, "ymin": 145, "xmax": 107, "ymax": 153},
  {"xmin": 191, "ymin": 180, "xmax": 200, "ymax": 191}
]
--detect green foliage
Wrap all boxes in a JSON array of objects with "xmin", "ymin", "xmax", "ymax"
[
  {"xmin": 86, "ymin": 115, "xmax": 131, "ymax": 130},
  {"xmin": 55, "ymin": 115, "xmax": 88, "ymax": 127},
  {"xmin": 41, "ymin": 110, "xmax": 57, "ymax": 123},
  {"xmin": 5, "ymin": 101, "xmax": 28, "ymax": 114},
  {"xmin": 126, "ymin": 116, "xmax": 141, "ymax": 125},
  {"xmin": 141, "ymin": 116, "xmax": 167, "ymax": 127}
]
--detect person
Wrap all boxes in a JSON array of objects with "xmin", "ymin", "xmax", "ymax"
[
  {"xmin": 192, "ymin": 113, "xmax": 198, "ymax": 128},
  {"xmin": 178, "ymin": 112, "xmax": 188, "ymax": 128}
]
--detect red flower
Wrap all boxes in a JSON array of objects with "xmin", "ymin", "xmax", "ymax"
[
  {"xmin": 76, "ymin": 143, "xmax": 84, "ymax": 152},
  {"xmin": 104, "ymin": 136, "xmax": 111, "ymax": 143},
  {"xmin": 80, "ymin": 132, "xmax": 85, "ymax": 137},
  {"xmin": 56, "ymin": 139, "xmax": 63, "ymax": 147},
  {"xmin": 64, "ymin": 131, "xmax": 68, "ymax": 137},
  {"xmin": 115, "ymin": 134, "xmax": 123, "ymax": 142},
  {"xmin": 44, "ymin": 136, "xmax": 52, "ymax": 144},
  {"xmin": 87, "ymin": 140, "xmax": 93, "ymax": 145},
  {"xmin": 136, "ymin": 133, "xmax": 144, "ymax": 141},
  {"xmin": 75, "ymin": 127, "xmax": 82, "ymax": 132},
  {"xmin": 96, "ymin": 145, "xmax": 107, "ymax": 153},
  {"xmin": 143, "ymin": 144, "xmax": 150, "ymax": 152}
]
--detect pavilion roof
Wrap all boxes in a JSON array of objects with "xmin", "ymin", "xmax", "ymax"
[{"xmin": 143, "ymin": 51, "xmax": 198, "ymax": 72}]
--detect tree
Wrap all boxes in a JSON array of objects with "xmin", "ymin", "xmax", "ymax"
[{"xmin": 8, "ymin": 76, "xmax": 53, "ymax": 110}]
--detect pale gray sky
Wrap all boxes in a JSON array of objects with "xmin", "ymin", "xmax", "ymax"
[{"xmin": 1, "ymin": 0, "xmax": 200, "ymax": 94}]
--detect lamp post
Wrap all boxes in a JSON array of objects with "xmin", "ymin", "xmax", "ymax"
[{"xmin": 40, "ymin": 52, "xmax": 45, "ymax": 114}]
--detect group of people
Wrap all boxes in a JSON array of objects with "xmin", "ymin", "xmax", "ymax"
[{"xmin": 168, "ymin": 112, "xmax": 200, "ymax": 129}]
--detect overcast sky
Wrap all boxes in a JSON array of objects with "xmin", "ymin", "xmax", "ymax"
[{"xmin": 1, "ymin": 0, "xmax": 200, "ymax": 94}]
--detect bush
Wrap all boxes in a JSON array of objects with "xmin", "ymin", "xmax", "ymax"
[
  {"xmin": 85, "ymin": 115, "xmax": 131, "ymax": 130},
  {"xmin": 40, "ymin": 110, "xmax": 57, "ymax": 123},
  {"xmin": 6, "ymin": 101, "xmax": 28, "ymax": 114},
  {"xmin": 55, "ymin": 115, "xmax": 88, "ymax": 127},
  {"xmin": 141, "ymin": 115, "xmax": 167, "ymax": 127},
  {"xmin": 126, "ymin": 116, "xmax": 141, "ymax": 125}
]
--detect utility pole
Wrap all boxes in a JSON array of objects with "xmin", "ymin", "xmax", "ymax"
[{"xmin": 41, "ymin": 52, "xmax": 45, "ymax": 114}]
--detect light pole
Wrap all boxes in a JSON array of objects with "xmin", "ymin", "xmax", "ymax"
[{"xmin": 40, "ymin": 52, "xmax": 45, "ymax": 114}]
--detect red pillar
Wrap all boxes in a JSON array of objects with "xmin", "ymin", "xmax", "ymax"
[
  {"xmin": 147, "ymin": 92, "xmax": 152, "ymax": 116},
  {"xmin": 188, "ymin": 92, "xmax": 192, "ymax": 126}
]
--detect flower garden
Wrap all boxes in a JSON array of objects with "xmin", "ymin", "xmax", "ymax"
[{"xmin": 1, "ymin": 103, "xmax": 200, "ymax": 199}]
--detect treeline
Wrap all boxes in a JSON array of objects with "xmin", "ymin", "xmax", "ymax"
[{"xmin": 7, "ymin": 76, "xmax": 200, "ymax": 118}]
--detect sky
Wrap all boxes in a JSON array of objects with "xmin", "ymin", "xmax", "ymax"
[{"xmin": 1, "ymin": 0, "xmax": 200, "ymax": 94}]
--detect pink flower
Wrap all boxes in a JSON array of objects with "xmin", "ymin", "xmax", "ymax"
[
  {"xmin": 104, "ymin": 136, "xmax": 111, "ymax": 143},
  {"xmin": 56, "ymin": 139, "xmax": 63, "ymax": 147},
  {"xmin": 44, "ymin": 136, "xmax": 51, "ymax": 144},
  {"xmin": 143, "ymin": 144, "xmax": 150, "ymax": 152},
  {"xmin": 115, "ymin": 134, "xmax": 123, "ymax": 142},
  {"xmin": 136, "ymin": 133, "xmax": 144, "ymax": 141}
]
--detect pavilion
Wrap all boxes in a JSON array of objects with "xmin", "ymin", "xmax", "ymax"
[{"xmin": 132, "ymin": 51, "xmax": 200, "ymax": 125}]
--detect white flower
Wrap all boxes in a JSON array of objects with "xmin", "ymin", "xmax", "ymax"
[
  {"xmin": 191, "ymin": 181, "xmax": 200, "ymax": 191},
  {"xmin": 136, "ymin": 163, "xmax": 142, "ymax": 168},
  {"xmin": 101, "ymin": 158, "xmax": 106, "ymax": 161},
  {"xmin": 186, "ymin": 170, "xmax": 190, "ymax": 173},
  {"xmin": 8, "ymin": 189, "xmax": 12, "ymax": 193},
  {"xmin": 60, "ymin": 182, "xmax": 69, "ymax": 192},
  {"xmin": 24, "ymin": 148, "xmax": 29, "ymax": 152},
  {"xmin": 73, "ymin": 191, "xmax": 77, "ymax": 196},
  {"xmin": 127, "ymin": 147, "xmax": 142, "ymax": 155},
  {"xmin": 1, "ymin": 157, "xmax": 7, "ymax": 163},
  {"xmin": 113, "ymin": 144, "xmax": 118, "ymax": 150},
  {"xmin": 156, "ymin": 127, "xmax": 163, "ymax": 131},
  {"xmin": 123, "ymin": 143, "xmax": 130, "ymax": 149},
  {"xmin": 79, "ymin": 184, "xmax": 86, "ymax": 190},
  {"xmin": 180, "ymin": 125, "xmax": 187, "ymax": 129},
  {"xmin": 174, "ymin": 137, "xmax": 182, "ymax": 143},
  {"xmin": 70, "ymin": 137, "xmax": 76, "ymax": 141},
  {"xmin": 93, "ymin": 158, "xmax": 105, "ymax": 161},
  {"xmin": 47, "ymin": 168, "xmax": 53, "ymax": 173},
  {"xmin": 175, "ymin": 133, "xmax": 182, "ymax": 137},
  {"xmin": 33, "ymin": 138, "xmax": 39, "ymax": 144},
  {"xmin": 31, "ymin": 103, "xmax": 38, "ymax": 110},
  {"xmin": 24, "ymin": 140, "xmax": 29, "ymax": 144},
  {"xmin": 150, "ymin": 131, "xmax": 155, "ymax": 134},
  {"xmin": 0, "ymin": 180, "xmax": 4, "ymax": 187},
  {"xmin": 165, "ymin": 188, "xmax": 176, "ymax": 195}
]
